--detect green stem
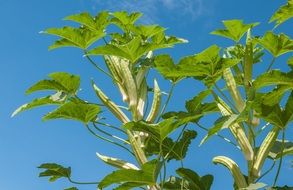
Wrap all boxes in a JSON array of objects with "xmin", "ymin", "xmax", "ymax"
[
  {"xmin": 68, "ymin": 177, "xmax": 99, "ymax": 185},
  {"xmin": 85, "ymin": 124, "xmax": 134, "ymax": 156},
  {"xmin": 273, "ymin": 129, "xmax": 285, "ymax": 186},
  {"xmin": 215, "ymin": 84, "xmax": 238, "ymax": 113},
  {"xmin": 266, "ymin": 57, "xmax": 276, "ymax": 71},
  {"xmin": 92, "ymin": 122, "xmax": 129, "ymax": 144},
  {"xmin": 256, "ymin": 160, "xmax": 276, "ymax": 183},
  {"xmin": 83, "ymin": 51, "xmax": 113, "ymax": 79},
  {"xmin": 195, "ymin": 122, "xmax": 241, "ymax": 150},
  {"xmin": 157, "ymin": 83, "xmax": 175, "ymax": 122},
  {"xmin": 94, "ymin": 121, "xmax": 126, "ymax": 134}
]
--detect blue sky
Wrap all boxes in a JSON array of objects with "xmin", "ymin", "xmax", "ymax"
[{"xmin": 0, "ymin": 0, "xmax": 292, "ymax": 189}]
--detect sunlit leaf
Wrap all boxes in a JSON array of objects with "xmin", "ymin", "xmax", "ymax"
[
  {"xmin": 98, "ymin": 160, "xmax": 160, "ymax": 189},
  {"xmin": 43, "ymin": 26, "xmax": 105, "ymax": 50},
  {"xmin": 262, "ymin": 85, "xmax": 291, "ymax": 106},
  {"xmin": 244, "ymin": 183, "xmax": 267, "ymax": 190},
  {"xmin": 12, "ymin": 92, "xmax": 66, "ymax": 117},
  {"xmin": 270, "ymin": 0, "xmax": 293, "ymax": 28},
  {"xmin": 256, "ymin": 31, "xmax": 293, "ymax": 57},
  {"xmin": 38, "ymin": 163, "xmax": 71, "ymax": 182},
  {"xmin": 253, "ymin": 70, "xmax": 293, "ymax": 89},
  {"xmin": 211, "ymin": 20, "xmax": 259, "ymax": 42},
  {"xmin": 26, "ymin": 72, "xmax": 80, "ymax": 95},
  {"xmin": 283, "ymin": 92, "xmax": 293, "ymax": 125},
  {"xmin": 185, "ymin": 90, "xmax": 212, "ymax": 113},
  {"xmin": 43, "ymin": 101, "xmax": 100, "ymax": 124},
  {"xmin": 64, "ymin": 11, "xmax": 109, "ymax": 31}
]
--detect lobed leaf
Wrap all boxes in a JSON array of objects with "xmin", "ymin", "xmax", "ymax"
[
  {"xmin": 38, "ymin": 163, "xmax": 71, "ymax": 182},
  {"xmin": 98, "ymin": 160, "xmax": 160, "ymax": 189},
  {"xmin": 43, "ymin": 101, "xmax": 101, "ymax": 124},
  {"xmin": 270, "ymin": 0, "xmax": 293, "ymax": 28},
  {"xmin": 256, "ymin": 31, "xmax": 293, "ymax": 57},
  {"xmin": 211, "ymin": 20, "xmax": 259, "ymax": 42}
]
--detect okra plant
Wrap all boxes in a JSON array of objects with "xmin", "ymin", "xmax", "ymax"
[{"xmin": 13, "ymin": 0, "xmax": 292, "ymax": 189}]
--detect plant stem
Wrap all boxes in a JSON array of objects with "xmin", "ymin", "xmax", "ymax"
[
  {"xmin": 68, "ymin": 177, "xmax": 99, "ymax": 185},
  {"xmin": 256, "ymin": 160, "xmax": 276, "ymax": 183},
  {"xmin": 215, "ymin": 84, "xmax": 238, "ymax": 113},
  {"xmin": 83, "ymin": 51, "xmax": 113, "ymax": 79},
  {"xmin": 273, "ymin": 129, "xmax": 285, "ymax": 186},
  {"xmin": 266, "ymin": 57, "xmax": 276, "ymax": 71},
  {"xmin": 86, "ymin": 124, "xmax": 134, "ymax": 156},
  {"xmin": 94, "ymin": 121, "xmax": 126, "ymax": 134},
  {"xmin": 157, "ymin": 83, "xmax": 175, "ymax": 122},
  {"xmin": 92, "ymin": 122, "xmax": 129, "ymax": 144},
  {"xmin": 195, "ymin": 122, "xmax": 241, "ymax": 150}
]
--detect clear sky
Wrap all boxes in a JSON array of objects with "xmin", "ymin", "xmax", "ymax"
[{"xmin": 0, "ymin": 0, "xmax": 292, "ymax": 190}]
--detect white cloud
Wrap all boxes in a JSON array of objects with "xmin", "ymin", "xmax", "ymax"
[{"xmin": 90, "ymin": 0, "xmax": 209, "ymax": 23}]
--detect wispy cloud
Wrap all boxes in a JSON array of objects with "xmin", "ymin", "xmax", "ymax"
[{"xmin": 90, "ymin": 0, "xmax": 209, "ymax": 23}]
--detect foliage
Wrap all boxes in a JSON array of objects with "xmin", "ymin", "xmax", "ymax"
[{"xmin": 14, "ymin": 1, "xmax": 293, "ymax": 189}]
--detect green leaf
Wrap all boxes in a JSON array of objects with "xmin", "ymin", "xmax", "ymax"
[
  {"xmin": 44, "ymin": 26, "xmax": 105, "ymax": 50},
  {"xmin": 43, "ymin": 101, "xmax": 100, "ymax": 124},
  {"xmin": 253, "ymin": 95, "xmax": 284, "ymax": 127},
  {"xmin": 144, "ymin": 130, "xmax": 196, "ymax": 161},
  {"xmin": 268, "ymin": 139, "xmax": 293, "ymax": 160},
  {"xmin": 262, "ymin": 85, "xmax": 291, "ymax": 106},
  {"xmin": 64, "ymin": 187, "xmax": 78, "ymax": 190},
  {"xmin": 163, "ymin": 176, "xmax": 192, "ymax": 190},
  {"xmin": 211, "ymin": 20, "xmax": 259, "ymax": 42},
  {"xmin": 176, "ymin": 168, "xmax": 202, "ymax": 189},
  {"xmin": 26, "ymin": 72, "xmax": 80, "ymax": 95},
  {"xmin": 270, "ymin": 0, "xmax": 293, "ymax": 28},
  {"xmin": 111, "ymin": 11, "xmax": 142, "ymax": 30},
  {"xmin": 124, "ymin": 118, "xmax": 182, "ymax": 142},
  {"xmin": 176, "ymin": 168, "xmax": 213, "ymax": 190},
  {"xmin": 155, "ymin": 46, "xmax": 239, "ymax": 86},
  {"xmin": 12, "ymin": 92, "xmax": 66, "ymax": 117},
  {"xmin": 253, "ymin": 70, "xmax": 293, "ymax": 89},
  {"xmin": 38, "ymin": 163, "xmax": 71, "ymax": 182},
  {"xmin": 132, "ymin": 25, "xmax": 166, "ymax": 40},
  {"xmin": 185, "ymin": 90, "xmax": 212, "ymax": 113},
  {"xmin": 114, "ymin": 182, "xmax": 146, "ymax": 190},
  {"xmin": 26, "ymin": 80, "xmax": 67, "ymax": 94},
  {"xmin": 98, "ymin": 160, "xmax": 160, "ymax": 189},
  {"xmin": 64, "ymin": 12, "xmax": 109, "ymax": 31},
  {"xmin": 154, "ymin": 54, "xmax": 183, "ymax": 83},
  {"xmin": 256, "ymin": 31, "xmax": 293, "ymax": 57}
]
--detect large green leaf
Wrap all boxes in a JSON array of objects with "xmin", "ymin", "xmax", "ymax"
[
  {"xmin": 253, "ymin": 70, "xmax": 293, "ymax": 89},
  {"xmin": 211, "ymin": 20, "xmax": 259, "ymax": 42},
  {"xmin": 26, "ymin": 72, "xmax": 80, "ymax": 95},
  {"xmin": 12, "ymin": 92, "xmax": 66, "ymax": 117},
  {"xmin": 185, "ymin": 90, "xmax": 212, "ymax": 113},
  {"xmin": 176, "ymin": 168, "xmax": 214, "ymax": 190},
  {"xmin": 144, "ymin": 130, "xmax": 197, "ymax": 161},
  {"xmin": 262, "ymin": 85, "xmax": 291, "ymax": 106},
  {"xmin": 256, "ymin": 31, "xmax": 293, "ymax": 57},
  {"xmin": 163, "ymin": 176, "xmax": 193, "ymax": 190},
  {"xmin": 43, "ymin": 101, "xmax": 100, "ymax": 124},
  {"xmin": 110, "ymin": 11, "xmax": 142, "ymax": 31},
  {"xmin": 38, "ymin": 163, "xmax": 71, "ymax": 182},
  {"xmin": 98, "ymin": 160, "xmax": 160, "ymax": 189},
  {"xmin": 268, "ymin": 139, "xmax": 293, "ymax": 160},
  {"xmin": 64, "ymin": 12, "xmax": 109, "ymax": 31},
  {"xmin": 131, "ymin": 25, "xmax": 166, "ymax": 40},
  {"xmin": 124, "ymin": 118, "xmax": 181, "ymax": 142},
  {"xmin": 154, "ymin": 54, "xmax": 183, "ymax": 83},
  {"xmin": 43, "ymin": 26, "xmax": 105, "ymax": 50},
  {"xmin": 155, "ymin": 46, "xmax": 239, "ymax": 86},
  {"xmin": 270, "ymin": 0, "xmax": 293, "ymax": 28}
]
